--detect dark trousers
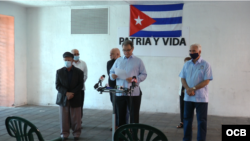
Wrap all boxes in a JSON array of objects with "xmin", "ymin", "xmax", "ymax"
[
  {"xmin": 81, "ymin": 90, "xmax": 85, "ymax": 118},
  {"xmin": 116, "ymin": 95, "xmax": 141, "ymax": 127},
  {"xmin": 110, "ymin": 93, "xmax": 130, "ymax": 126},
  {"xmin": 180, "ymin": 92, "xmax": 185, "ymax": 122},
  {"xmin": 183, "ymin": 101, "xmax": 208, "ymax": 141}
]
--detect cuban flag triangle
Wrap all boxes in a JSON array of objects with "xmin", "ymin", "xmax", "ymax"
[{"xmin": 130, "ymin": 4, "xmax": 184, "ymax": 37}]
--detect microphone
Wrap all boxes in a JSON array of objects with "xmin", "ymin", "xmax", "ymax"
[
  {"xmin": 94, "ymin": 75, "xmax": 105, "ymax": 89},
  {"xmin": 97, "ymin": 75, "xmax": 105, "ymax": 83},
  {"xmin": 97, "ymin": 86, "xmax": 106, "ymax": 93},
  {"xmin": 131, "ymin": 76, "xmax": 137, "ymax": 91}
]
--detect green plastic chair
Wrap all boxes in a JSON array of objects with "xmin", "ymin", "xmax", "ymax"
[
  {"xmin": 114, "ymin": 123, "xmax": 168, "ymax": 141},
  {"xmin": 5, "ymin": 116, "xmax": 61, "ymax": 141}
]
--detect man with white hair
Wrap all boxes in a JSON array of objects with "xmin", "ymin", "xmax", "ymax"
[
  {"xmin": 179, "ymin": 44, "xmax": 213, "ymax": 141},
  {"xmin": 71, "ymin": 49, "xmax": 88, "ymax": 119},
  {"xmin": 107, "ymin": 48, "xmax": 127, "ymax": 131}
]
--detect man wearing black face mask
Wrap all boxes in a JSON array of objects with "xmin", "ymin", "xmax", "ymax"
[{"xmin": 179, "ymin": 44, "xmax": 213, "ymax": 141}]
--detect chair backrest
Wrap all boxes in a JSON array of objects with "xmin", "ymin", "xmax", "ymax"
[
  {"xmin": 5, "ymin": 116, "xmax": 45, "ymax": 141},
  {"xmin": 114, "ymin": 123, "xmax": 168, "ymax": 141}
]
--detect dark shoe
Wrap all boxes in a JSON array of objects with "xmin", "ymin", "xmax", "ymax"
[
  {"xmin": 177, "ymin": 122, "xmax": 183, "ymax": 128},
  {"xmin": 74, "ymin": 137, "xmax": 80, "ymax": 141}
]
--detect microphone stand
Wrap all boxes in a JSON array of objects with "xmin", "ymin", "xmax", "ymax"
[
  {"xmin": 96, "ymin": 88, "xmax": 128, "ymax": 141},
  {"xmin": 129, "ymin": 85, "xmax": 138, "ymax": 140},
  {"xmin": 96, "ymin": 84, "xmax": 137, "ymax": 140}
]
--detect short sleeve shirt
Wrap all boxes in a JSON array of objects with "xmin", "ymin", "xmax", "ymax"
[{"xmin": 179, "ymin": 57, "xmax": 213, "ymax": 102}]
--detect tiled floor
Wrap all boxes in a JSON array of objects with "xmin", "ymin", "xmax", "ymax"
[{"xmin": 0, "ymin": 105, "xmax": 249, "ymax": 141}]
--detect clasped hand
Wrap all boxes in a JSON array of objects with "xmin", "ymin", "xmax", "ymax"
[
  {"xmin": 186, "ymin": 88, "xmax": 195, "ymax": 96},
  {"xmin": 66, "ymin": 92, "xmax": 74, "ymax": 100}
]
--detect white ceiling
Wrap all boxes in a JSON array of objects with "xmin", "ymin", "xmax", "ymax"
[{"xmin": 8, "ymin": 0, "xmax": 185, "ymax": 7}]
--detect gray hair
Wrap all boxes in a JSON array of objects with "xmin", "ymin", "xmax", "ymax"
[
  {"xmin": 122, "ymin": 40, "xmax": 134, "ymax": 48},
  {"xmin": 191, "ymin": 44, "xmax": 202, "ymax": 51}
]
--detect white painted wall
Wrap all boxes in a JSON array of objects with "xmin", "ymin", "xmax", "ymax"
[
  {"xmin": 26, "ymin": 2, "xmax": 250, "ymax": 117},
  {"xmin": 0, "ymin": 2, "xmax": 27, "ymax": 106}
]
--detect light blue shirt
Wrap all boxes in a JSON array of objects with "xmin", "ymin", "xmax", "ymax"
[
  {"xmin": 179, "ymin": 57, "xmax": 213, "ymax": 102},
  {"xmin": 110, "ymin": 55, "xmax": 147, "ymax": 96}
]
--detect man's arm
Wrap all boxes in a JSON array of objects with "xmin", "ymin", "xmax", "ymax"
[
  {"xmin": 181, "ymin": 78, "xmax": 189, "ymax": 90},
  {"xmin": 71, "ymin": 70, "xmax": 84, "ymax": 95},
  {"xmin": 83, "ymin": 61, "xmax": 88, "ymax": 82},
  {"xmin": 194, "ymin": 63, "xmax": 212, "ymax": 90},
  {"xmin": 194, "ymin": 80, "xmax": 210, "ymax": 90},
  {"xmin": 136, "ymin": 60, "xmax": 147, "ymax": 83},
  {"xmin": 107, "ymin": 61, "xmax": 110, "ymax": 76},
  {"xmin": 55, "ymin": 70, "xmax": 67, "ymax": 96},
  {"xmin": 181, "ymin": 78, "xmax": 195, "ymax": 96}
]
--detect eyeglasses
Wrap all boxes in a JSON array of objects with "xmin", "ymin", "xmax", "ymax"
[
  {"xmin": 122, "ymin": 49, "xmax": 132, "ymax": 52},
  {"xmin": 73, "ymin": 53, "xmax": 79, "ymax": 55}
]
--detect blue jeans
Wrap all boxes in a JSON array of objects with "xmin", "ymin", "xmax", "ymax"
[{"xmin": 183, "ymin": 101, "xmax": 208, "ymax": 141}]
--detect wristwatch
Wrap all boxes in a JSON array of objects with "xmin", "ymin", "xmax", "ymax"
[{"xmin": 192, "ymin": 87, "xmax": 196, "ymax": 90}]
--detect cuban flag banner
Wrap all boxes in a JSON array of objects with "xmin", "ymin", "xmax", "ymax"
[
  {"xmin": 130, "ymin": 4, "xmax": 184, "ymax": 37},
  {"xmin": 117, "ymin": 3, "xmax": 189, "ymax": 57}
]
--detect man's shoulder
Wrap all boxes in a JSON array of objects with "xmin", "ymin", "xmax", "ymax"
[
  {"xmin": 200, "ymin": 59, "xmax": 211, "ymax": 67},
  {"xmin": 73, "ymin": 66, "xmax": 83, "ymax": 72},
  {"xmin": 132, "ymin": 55, "xmax": 143, "ymax": 62},
  {"xmin": 57, "ymin": 67, "xmax": 65, "ymax": 72},
  {"xmin": 107, "ymin": 59, "xmax": 113, "ymax": 64},
  {"xmin": 114, "ymin": 57, "xmax": 123, "ymax": 62},
  {"xmin": 184, "ymin": 60, "xmax": 192, "ymax": 67},
  {"xmin": 79, "ymin": 60, "xmax": 86, "ymax": 64},
  {"xmin": 107, "ymin": 59, "xmax": 116, "ymax": 66}
]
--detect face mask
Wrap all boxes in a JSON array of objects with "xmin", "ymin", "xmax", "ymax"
[
  {"xmin": 65, "ymin": 61, "xmax": 72, "ymax": 68},
  {"xmin": 189, "ymin": 53, "xmax": 199, "ymax": 60},
  {"xmin": 74, "ymin": 56, "xmax": 79, "ymax": 61}
]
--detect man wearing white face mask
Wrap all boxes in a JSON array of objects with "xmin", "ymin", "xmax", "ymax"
[
  {"xmin": 56, "ymin": 52, "xmax": 83, "ymax": 141},
  {"xmin": 71, "ymin": 49, "xmax": 88, "ymax": 119}
]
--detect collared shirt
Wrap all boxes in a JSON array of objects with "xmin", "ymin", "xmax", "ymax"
[
  {"xmin": 179, "ymin": 57, "xmax": 213, "ymax": 102},
  {"xmin": 110, "ymin": 54, "xmax": 147, "ymax": 96},
  {"xmin": 64, "ymin": 67, "xmax": 74, "ymax": 89},
  {"xmin": 73, "ymin": 60, "xmax": 88, "ymax": 90}
]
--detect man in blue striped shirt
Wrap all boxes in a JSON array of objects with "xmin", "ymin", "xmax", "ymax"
[
  {"xmin": 179, "ymin": 44, "xmax": 213, "ymax": 141},
  {"xmin": 110, "ymin": 40, "xmax": 147, "ymax": 127}
]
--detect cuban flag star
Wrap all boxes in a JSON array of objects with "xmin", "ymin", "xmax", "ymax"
[{"xmin": 130, "ymin": 3, "xmax": 184, "ymax": 37}]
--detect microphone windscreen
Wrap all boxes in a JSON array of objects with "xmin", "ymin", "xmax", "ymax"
[{"xmin": 100, "ymin": 76, "xmax": 105, "ymax": 81}]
